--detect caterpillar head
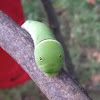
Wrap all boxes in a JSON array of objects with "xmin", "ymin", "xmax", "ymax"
[{"xmin": 34, "ymin": 39, "xmax": 64, "ymax": 76}]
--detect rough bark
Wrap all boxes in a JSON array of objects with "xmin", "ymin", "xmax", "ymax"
[
  {"xmin": 41, "ymin": 0, "xmax": 76, "ymax": 79},
  {"xmin": 0, "ymin": 11, "xmax": 92, "ymax": 100}
]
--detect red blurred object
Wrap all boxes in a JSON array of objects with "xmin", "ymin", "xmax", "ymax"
[{"xmin": 0, "ymin": 0, "xmax": 30, "ymax": 88}]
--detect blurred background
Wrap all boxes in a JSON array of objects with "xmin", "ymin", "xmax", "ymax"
[{"xmin": 0, "ymin": 0, "xmax": 100, "ymax": 100}]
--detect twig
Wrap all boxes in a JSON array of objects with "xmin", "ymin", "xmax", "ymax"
[{"xmin": 41, "ymin": 0, "xmax": 76, "ymax": 79}]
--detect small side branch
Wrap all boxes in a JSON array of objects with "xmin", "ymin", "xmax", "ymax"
[
  {"xmin": 41, "ymin": 0, "xmax": 76, "ymax": 79},
  {"xmin": 0, "ymin": 11, "xmax": 92, "ymax": 100}
]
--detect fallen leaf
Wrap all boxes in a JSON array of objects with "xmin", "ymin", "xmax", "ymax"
[
  {"xmin": 91, "ymin": 74, "xmax": 100, "ymax": 82},
  {"xmin": 92, "ymin": 51, "xmax": 100, "ymax": 62},
  {"xmin": 86, "ymin": 0, "xmax": 96, "ymax": 5}
]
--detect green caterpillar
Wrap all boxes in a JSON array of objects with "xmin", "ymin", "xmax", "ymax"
[{"xmin": 22, "ymin": 20, "xmax": 64, "ymax": 76}]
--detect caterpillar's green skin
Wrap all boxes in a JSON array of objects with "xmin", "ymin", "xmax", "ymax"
[{"xmin": 22, "ymin": 20, "xmax": 64, "ymax": 76}]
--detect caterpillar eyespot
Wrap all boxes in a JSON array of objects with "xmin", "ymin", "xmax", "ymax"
[
  {"xmin": 39, "ymin": 57, "xmax": 43, "ymax": 61},
  {"xmin": 59, "ymin": 54, "xmax": 62, "ymax": 59}
]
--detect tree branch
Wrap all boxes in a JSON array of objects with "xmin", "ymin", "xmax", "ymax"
[
  {"xmin": 0, "ymin": 11, "xmax": 92, "ymax": 100},
  {"xmin": 41, "ymin": 0, "xmax": 76, "ymax": 79}
]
